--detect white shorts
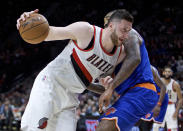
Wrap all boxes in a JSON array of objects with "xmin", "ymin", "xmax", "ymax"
[
  {"xmin": 21, "ymin": 70, "xmax": 81, "ymax": 131},
  {"xmin": 153, "ymin": 103, "xmax": 178, "ymax": 130}
]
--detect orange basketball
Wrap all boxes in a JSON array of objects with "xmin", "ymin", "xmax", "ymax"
[{"xmin": 19, "ymin": 13, "xmax": 49, "ymax": 44}]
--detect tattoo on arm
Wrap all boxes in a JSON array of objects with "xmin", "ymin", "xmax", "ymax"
[{"xmin": 112, "ymin": 34, "xmax": 141, "ymax": 89}]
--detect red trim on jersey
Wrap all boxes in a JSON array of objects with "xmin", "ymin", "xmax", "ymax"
[
  {"xmin": 168, "ymin": 101, "xmax": 174, "ymax": 104},
  {"xmin": 72, "ymin": 48, "xmax": 93, "ymax": 82},
  {"xmin": 99, "ymin": 28, "xmax": 118, "ymax": 56},
  {"xmin": 111, "ymin": 72, "xmax": 115, "ymax": 79},
  {"xmin": 72, "ymin": 25, "xmax": 96, "ymax": 52}
]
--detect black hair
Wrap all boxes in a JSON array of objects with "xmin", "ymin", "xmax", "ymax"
[
  {"xmin": 108, "ymin": 9, "xmax": 134, "ymax": 24},
  {"xmin": 163, "ymin": 66, "xmax": 172, "ymax": 71}
]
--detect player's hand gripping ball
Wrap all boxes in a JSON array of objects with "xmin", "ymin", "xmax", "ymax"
[{"xmin": 19, "ymin": 13, "xmax": 49, "ymax": 44}]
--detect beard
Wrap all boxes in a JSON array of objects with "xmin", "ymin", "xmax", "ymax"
[
  {"xmin": 110, "ymin": 30, "xmax": 119, "ymax": 46},
  {"xmin": 164, "ymin": 75, "xmax": 172, "ymax": 80}
]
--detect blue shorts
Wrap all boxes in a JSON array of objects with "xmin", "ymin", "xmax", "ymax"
[
  {"xmin": 141, "ymin": 93, "xmax": 168, "ymax": 123},
  {"xmin": 99, "ymin": 85, "xmax": 158, "ymax": 131}
]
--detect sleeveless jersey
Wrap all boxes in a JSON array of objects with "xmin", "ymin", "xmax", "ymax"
[
  {"xmin": 166, "ymin": 79, "xmax": 177, "ymax": 103},
  {"xmin": 115, "ymin": 31, "xmax": 154, "ymax": 95},
  {"xmin": 45, "ymin": 25, "xmax": 122, "ymax": 92}
]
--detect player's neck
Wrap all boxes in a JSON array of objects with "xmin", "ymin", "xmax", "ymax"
[
  {"xmin": 163, "ymin": 78, "xmax": 171, "ymax": 84},
  {"xmin": 102, "ymin": 29, "xmax": 115, "ymax": 53}
]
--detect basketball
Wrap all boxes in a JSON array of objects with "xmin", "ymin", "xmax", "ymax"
[{"xmin": 19, "ymin": 13, "xmax": 49, "ymax": 44}]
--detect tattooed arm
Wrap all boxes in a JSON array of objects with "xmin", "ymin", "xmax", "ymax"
[
  {"xmin": 98, "ymin": 31, "xmax": 141, "ymax": 112},
  {"xmin": 111, "ymin": 31, "xmax": 141, "ymax": 89}
]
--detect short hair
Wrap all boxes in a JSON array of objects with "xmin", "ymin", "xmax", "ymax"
[
  {"xmin": 163, "ymin": 66, "xmax": 173, "ymax": 72},
  {"xmin": 104, "ymin": 9, "xmax": 134, "ymax": 28}
]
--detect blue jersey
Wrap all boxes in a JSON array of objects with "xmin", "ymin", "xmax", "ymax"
[{"xmin": 115, "ymin": 40, "xmax": 154, "ymax": 95}]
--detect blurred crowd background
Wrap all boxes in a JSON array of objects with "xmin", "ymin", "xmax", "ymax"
[{"xmin": 0, "ymin": 0, "xmax": 183, "ymax": 130}]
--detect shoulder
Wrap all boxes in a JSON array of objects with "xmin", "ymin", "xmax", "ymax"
[
  {"xmin": 173, "ymin": 79, "xmax": 180, "ymax": 87},
  {"xmin": 128, "ymin": 29, "xmax": 143, "ymax": 44},
  {"xmin": 74, "ymin": 22, "xmax": 94, "ymax": 34},
  {"xmin": 172, "ymin": 79, "xmax": 181, "ymax": 92}
]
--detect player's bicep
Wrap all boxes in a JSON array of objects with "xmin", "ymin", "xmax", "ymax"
[
  {"xmin": 116, "ymin": 46, "xmax": 125, "ymax": 65},
  {"xmin": 124, "ymin": 35, "xmax": 141, "ymax": 61},
  {"xmin": 45, "ymin": 22, "xmax": 93, "ymax": 41}
]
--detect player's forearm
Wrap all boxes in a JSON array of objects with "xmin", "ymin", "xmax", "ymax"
[
  {"xmin": 87, "ymin": 83, "xmax": 105, "ymax": 94},
  {"xmin": 175, "ymin": 99, "xmax": 183, "ymax": 113},
  {"xmin": 45, "ymin": 26, "xmax": 75, "ymax": 41},
  {"xmin": 151, "ymin": 65, "xmax": 166, "ymax": 104},
  {"xmin": 111, "ymin": 56, "xmax": 141, "ymax": 89},
  {"xmin": 154, "ymin": 77, "xmax": 166, "ymax": 104},
  {"xmin": 158, "ymin": 85, "xmax": 166, "ymax": 104}
]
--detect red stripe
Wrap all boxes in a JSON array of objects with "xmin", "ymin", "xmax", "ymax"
[
  {"xmin": 168, "ymin": 101, "xmax": 174, "ymax": 104},
  {"xmin": 72, "ymin": 48, "xmax": 93, "ymax": 82},
  {"xmin": 72, "ymin": 25, "xmax": 96, "ymax": 52}
]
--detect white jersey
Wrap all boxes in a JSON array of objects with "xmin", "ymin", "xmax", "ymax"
[
  {"xmin": 166, "ymin": 79, "xmax": 177, "ymax": 103},
  {"xmin": 44, "ymin": 25, "xmax": 122, "ymax": 93},
  {"xmin": 21, "ymin": 25, "xmax": 122, "ymax": 131}
]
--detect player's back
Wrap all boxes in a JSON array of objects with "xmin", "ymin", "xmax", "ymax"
[{"xmin": 115, "ymin": 29, "xmax": 154, "ymax": 95}]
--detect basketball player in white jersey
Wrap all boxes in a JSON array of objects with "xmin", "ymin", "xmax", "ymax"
[
  {"xmin": 153, "ymin": 66, "xmax": 183, "ymax": 131},
  {"xmin": 16, "ymin": 9, "xmax": 133, "ymax": 131}
]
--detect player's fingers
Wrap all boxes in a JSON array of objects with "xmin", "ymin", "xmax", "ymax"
[
  {"xmin": 104, "ymin": 76, "xmax": 111, "ymax": 84},
  {"xmin": 20, "ymin": 13, "xmax": 27, "ymax": 21},
  {"xmin": 107, "ymin": 78, "xmax": 113, "ymax": 84},
  {"xmin": 100, "ymin": 78, "xmax": 105, "ymax": 85},
  {"xmin": 16, "ymin": 18, "xmax": 21, "ymax": 29},
  {"xmin": 24, "ymin": 12, "xmax": 30, "ymax": 18},
  {"xmin": 34, "ymin": 9, "xmax": 39, "ymax": 13},
  {"xmin": 25, "ymin": 9, "xmax": 39, "ymax": 18},
  {"xmin": 99, "ymin": 98, "xmax": 104, "ymax": 113}
]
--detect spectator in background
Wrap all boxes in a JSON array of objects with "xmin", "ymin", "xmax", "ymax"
[
  {"xmin": 1, "ymin": 100, "xmax": 14, "ymax": 130},
  {"xmin": 176, "ymin": 56, "xmax": 183, "ymax": 73}
]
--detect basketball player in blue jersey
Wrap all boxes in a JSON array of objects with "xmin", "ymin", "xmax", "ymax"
[
  {"xmin": 99, "ymin": 65, "xmax": 168, "ymax": 131},
  {"xmin": 96, "ymin": 10, "xmax": 158, "ymax": 131}
]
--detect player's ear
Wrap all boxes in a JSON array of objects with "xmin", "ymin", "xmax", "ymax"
[
  {"xmin": 170, "ymin": 71, "xmax": 173, "ymax": 76},
  {"xmin": 162, "ymin": 71, "xmax": 165, "ymax": 76},
  {"xmin": 108, "ymin": 22, "xmax": 114, "ymax": 31}
]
